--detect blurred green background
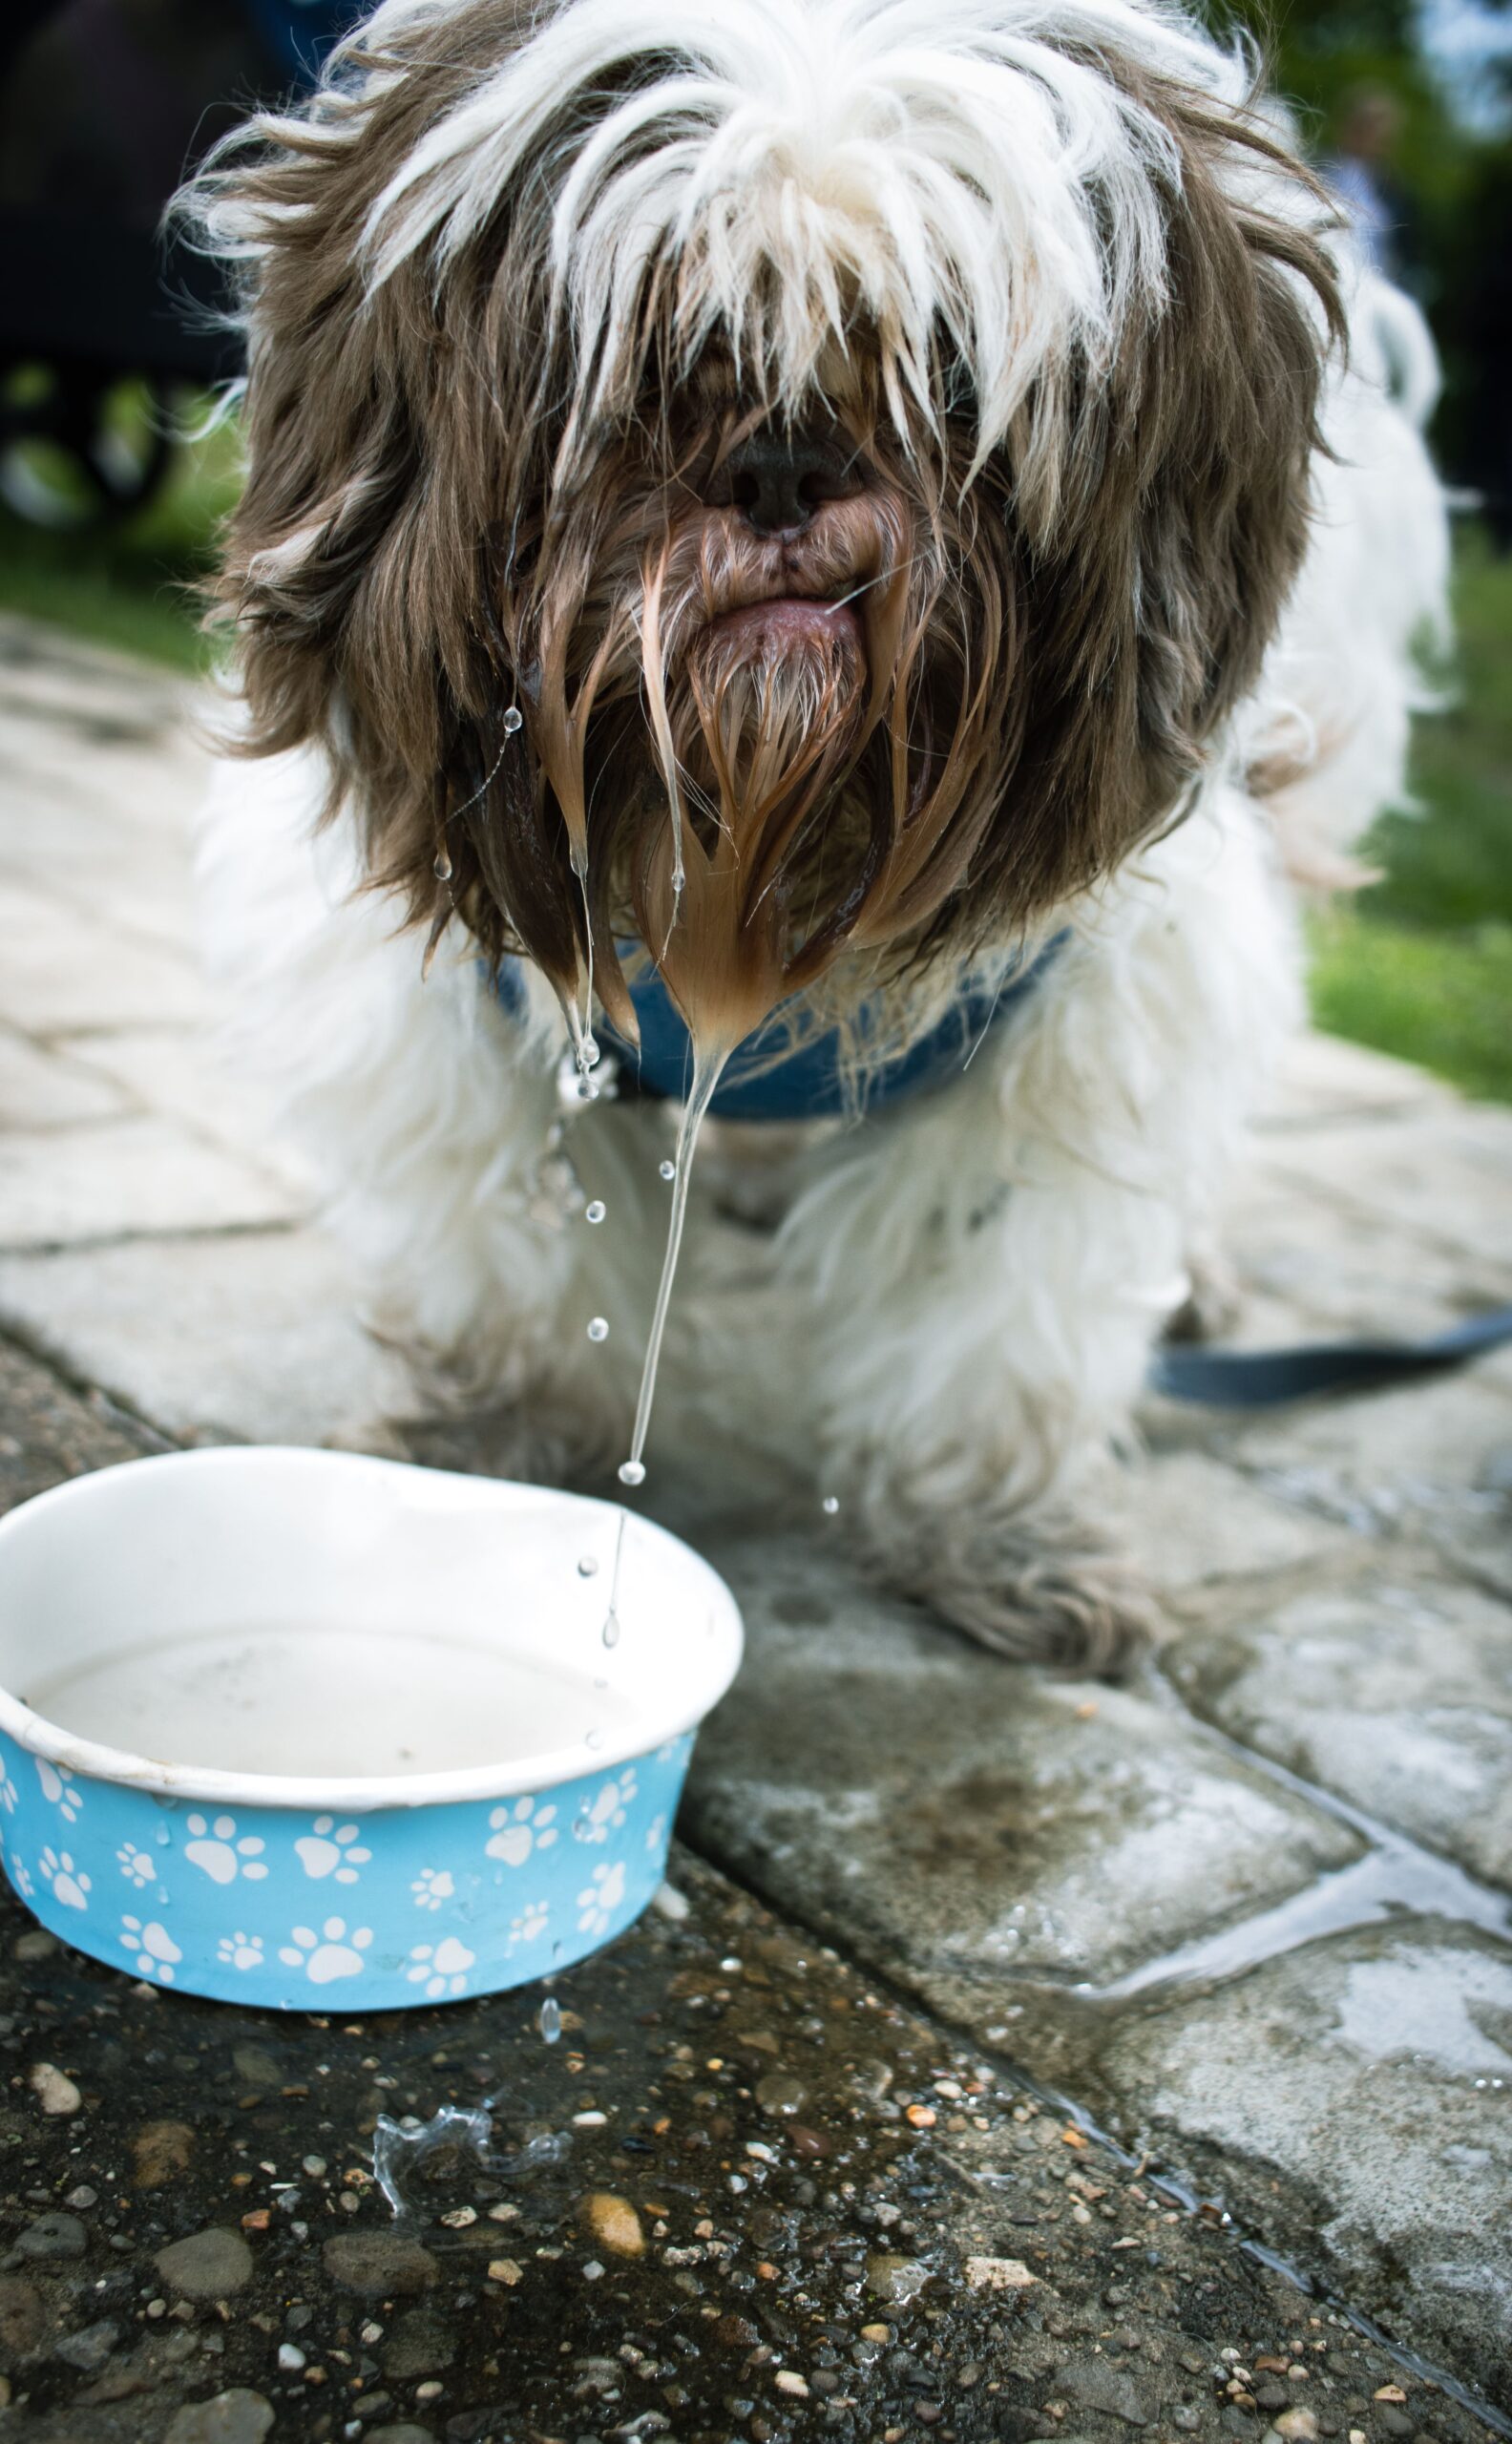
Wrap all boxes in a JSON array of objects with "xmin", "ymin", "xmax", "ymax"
[{"xmin": 0, "ymin": 0, "xmax": 1508, "ymax": 1100}]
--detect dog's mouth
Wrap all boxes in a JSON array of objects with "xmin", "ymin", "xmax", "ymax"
[{"xmin": 710, "ymin": 591, "xmax": 864, "ymax": 655}]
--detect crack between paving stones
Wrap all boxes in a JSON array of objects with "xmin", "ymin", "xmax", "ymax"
[
  {"xmin": 0, "ymin": 1214, "xmax": 305, "ymax": 1260},
  {"xmin": 0, "ymin": 1319, "xmax": 183, "ymax": 1454}
]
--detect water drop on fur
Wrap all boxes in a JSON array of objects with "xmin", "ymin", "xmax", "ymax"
[
  {"xmin": 587, "ymin": 1317, "xmax": 609, "ymax": 1343},
  {"xmin": 578, "ymin": 1555, "xmax": 599, "ymax": 1578},
  {"xmin": 503, "ymin": 705, "xmax": 523, "ymax": 736},
  {"xmin": 821, "ymin": 1494, "xmax": 840, "ymax": 1516},
  {"xmin": 659, "ymin": 1159, "xmax": 676, "ymax": 1181},
  {"xmin": 585, "ymin": 1200, "xmax": 606, "ymax": 1224},
  {"xmin": 618, "ymin": 1460, "xmax": 646, "ymax": 1487},
  {"xmin": 432, "ymin": 846, "xmax": 453, "ymax": 882},
  {"xmin": 538, "ymin": 1995, "xmax": 561, "ymax": 2043}
]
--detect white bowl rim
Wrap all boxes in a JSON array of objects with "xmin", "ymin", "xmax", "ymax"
[{"xmin": 0, "ymin": 1445, "xmax": 743, "ymax": 1812}]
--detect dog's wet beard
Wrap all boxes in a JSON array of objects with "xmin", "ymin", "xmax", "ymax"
[{"xmin": 436, "ymin": 448, "xmax": 1027, "ymax": 1074}]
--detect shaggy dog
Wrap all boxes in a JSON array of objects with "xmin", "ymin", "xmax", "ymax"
[{"xmin": 188, "ymin": 0, "xmax": 1447, "ymax": 1670}]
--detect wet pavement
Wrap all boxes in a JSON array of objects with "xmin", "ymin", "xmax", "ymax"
[
  {"xmin": 1, "ymin": 1795, "xmax": 1504, "ymax": 2444},
  {"xmin": 0, "ymin": 620, "xmax": 1510, "ymax": 2436}
]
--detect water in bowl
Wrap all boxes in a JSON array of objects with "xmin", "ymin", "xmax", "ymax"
[{"xmin": 24, "ymin": 1622, "xmax": 640, "ymax": 1780}]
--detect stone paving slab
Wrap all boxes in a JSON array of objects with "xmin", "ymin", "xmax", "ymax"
[
  {"xmin": 1166, "ymin": 1572, "xmax": 1512, "ymax": 1889},
  {"xmin": 0, "ymin": 1117, "xmax": 298, "ymax": 1253},
  {"xmin": 684, "ymin": 1538, "xmax": 1364, "ymax": 1993},
  {"xmin": 0, "ymin": 1232, "xmax": 406, "ymax": 1450},
  {"xmin": 0, "ymin": 1031, "xmax": 130, "ymax": 1134}
]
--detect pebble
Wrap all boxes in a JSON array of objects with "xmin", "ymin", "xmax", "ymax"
[
  {"xmin": 364, "ymin": 2429, "xmax": 438, "ymax": 2444},
  {"xmin": 14, "ymin": 2211, "xmax": 86, "ymax": 2261},
  {"xmin": 66, "ymin": 2184, "xmax": 98, "ymax": 2210},
  {"xmin": 1056, "ymin": 2356, "xmax": 1160, "ymax": 2427},
  {"xmin": 324, "ymin": 2233, "xmax": 438, "ymax": 2297},
  {"xmin": 278, "ymin": 2344, "xmax": 306, "ymax": 2371},
  {"xmin": 382, "ymin": 2308, "xmax": 456, "ymax": 2380},
  {"xmin": 755, "ymin": 2074, "xmax": 808, "ymax": 2115},
  {"xmin": 487, "ymin": 2259, "xmax": 524, "ymax": 2286},
  {"xmin": 53, "ymin": 2318, "xmax": 119, "ymax": 2371},
  {"xmin": 163, "ymin": 2391, "xmax": 275, "ymax": 2444},
  {"xmin": 1274, "ymin": 2422, "xmax": 1319, "ymax": 2444},
  {"xmin": 581, "ymin": 2193, "xmax": 645, "ymax": 2258},
  {"xmin": 29, "ymin": 2061, "xmax": 81, "ymax": 2116},
  {"xmin": 136, "ymin": 2119, "xmax": 196, "ymax": 2185},
  {"xmin": 156, "ymin": 2228, "xmax": 255, "ymax": 2301},
  {"xmin": 962, "ymin": 2256, "xmax": 1036, "ymax": 2291},
  {"xmin": 866, "ymin": 2254, "xmax": 932, "ymax": 2303}
]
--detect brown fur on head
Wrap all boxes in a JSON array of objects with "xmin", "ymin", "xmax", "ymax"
[{"xmin": 187, "ymin": 0, "xmax": 1342, "ymax": 1061}]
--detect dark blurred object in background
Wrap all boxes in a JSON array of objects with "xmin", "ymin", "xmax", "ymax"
[
  {"xmin": 0, "ymin": 0, "xmax": 355, "ymax": 528},
  {"xmin": 1322, "ymin": 84, "xmax": 1413, "ymax": 281}
]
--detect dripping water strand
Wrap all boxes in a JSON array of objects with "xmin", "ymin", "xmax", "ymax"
[
  {"xmin": 622, "ymin": 1048, "xmax": 727, "ymax": 1483},
  {"xmin": 433, "ymin": 706, "xmax": 523, "ymax": 880},
  {"xmin": 602, "ymin": 1507, "xmax": 628, "ymax": 1652}
]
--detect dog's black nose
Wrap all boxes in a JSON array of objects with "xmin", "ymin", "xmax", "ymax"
[{"xmin": 716, "ymin": 430, "xmax": 857, "ymax": 536}]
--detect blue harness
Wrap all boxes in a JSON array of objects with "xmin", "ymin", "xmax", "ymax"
[{"xmin": 494, "ymin": 938, "xmax": 1062, "ymax": 1122}]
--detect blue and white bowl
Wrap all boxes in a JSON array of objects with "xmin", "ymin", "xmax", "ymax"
[{"xmin": 0, "ymin": 1447, "xmax": 742, "ymax": 2009}]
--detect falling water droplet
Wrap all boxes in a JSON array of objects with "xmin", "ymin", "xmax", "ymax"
[
  {"xmin": 572, "ymin": 1808, "xmax": 594, "ymax": 1842},
  {"xmin": 538, "ymin": 1995, "xmax": 561, "ymax": 2043},
  {"xmin": 503, "ymin": 705, "xmax": 523, "ymax": 735},
  {"xmin": 659, "ymin": 1159, "xmax": 676, "ymax": 1182},
  {"xmin": 821, "ymin": 1494, "xmax": 841, "ymax": 1516},
  {"xmin": 602, "ymin": 1612, "xmax": 621, "ymax": 1650},
  {"xmin": 585, "ymin": 1728, "xmax": 604, "ymax": 1750},
  {"xmin": 432, "ymin": 846, "xmax": 453, "ymax": 882},
  {"xmin": 584, "ymin": 1200, "xmax": 606, "ymax": 1225},
  {"xmin": 618, "ymin": 1460, "xmax": 646, "ymax": 1487},
  {"xmin": 587, "ymin": 1317, "xmax": 609, "ymax": 1344},
  {"xmin": 578, "ymin": 1077, "xmax": 600, "ymax": 1103},
  {"xmin": 578, "ymin": 1555, "xmax": 599, "ymax": 1578}
]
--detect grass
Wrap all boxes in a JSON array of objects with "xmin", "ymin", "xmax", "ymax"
[
  {"xmin": 1309, "ymin": 527, "xmax": 1512, "ymax": 1103},
  {"xmin": 2, "ymin": 405, "xmax": 1509, "ymax": 1101},
  {"xmin": 0, "ymin": 387, "xmax": 241, "ymax": 671}
]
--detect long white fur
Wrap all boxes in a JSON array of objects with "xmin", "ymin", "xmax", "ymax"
[{"xmin": 196, "ymin": 0, "xmax": 1449, "ymax": 1637}]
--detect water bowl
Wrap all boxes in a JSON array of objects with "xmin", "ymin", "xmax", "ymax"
[{"xmin": 0, "ymin": 1447, "xmax": 742, "ymax": 2009}]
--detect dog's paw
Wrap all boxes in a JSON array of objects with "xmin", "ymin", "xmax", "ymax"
[{"xmin": 878, "ymin": 1518, "xmax": 1159, "ymax": 1678}]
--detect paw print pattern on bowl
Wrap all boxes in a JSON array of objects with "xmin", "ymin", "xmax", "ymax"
[
  {"xmin": 35, "ymin": 1760, "xmax": 82, "ymax": 1822},
  {"xmin": 116, "ymin": 1843, "xmax": 158, "ymax": 1887},
  {"xmin": 38, "ymin": 1846, "xmax": 91, "ymax": 1910},
  {"xmin": 0, "ymin": 1772, "xmax": 17, "ymax": 1815},
  {"xmin": 10, "ymin": 1856, "xmax": 33, "ymax": 1901},
  {"xmin": 510, "ymin": 1901, "xmax": 550, "ymax": 1946},
  {"xmin": 121, "ymin": 1916, "xmax": 181, "ymax": 1981},
  {"xmin": 577, "ymin": 1861, "xmax": 627, "ymax": 1936},
  {"xmin": 279, "ymin": 1918, "xmax": 373, "ymax": 1985},
  {"xmin": 184, "ymin": 1814, "xmax": 269, "ymax": 1886},
  {"xmin": 218, "ymin": 1932, "xmax": 264, "ymax": 1971},
  {"xmin": 578, "ymin": 1768, "xmax": 638, "ymax": 1844},
  {"xmin": 410, "ymin": 1867, "xmax": 454, "ymax": 1910},
  {"xmin": 295, "ymin": 1819, "xmax": 371, "ymax": 1884},
  {"xmin": 406, "ymin": 1935, "xmax": 475, "ymax": 1999},
  {"xmin": 644, "ymin": 1812, "xmax": 667, "ymax": 1857},
  {"xmin": 485, "ymin": 1798, "xmax": 558, "ymax": 1867}
]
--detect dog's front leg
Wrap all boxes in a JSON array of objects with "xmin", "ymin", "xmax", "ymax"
[{"xmin": 779, "ymin": 801, "xmax": 1296, "ymax": 1674}]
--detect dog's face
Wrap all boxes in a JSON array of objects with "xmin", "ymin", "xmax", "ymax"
[{"xmin": 197, "ymin": 0, "xmax": 1340, "ymax": 1056}]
